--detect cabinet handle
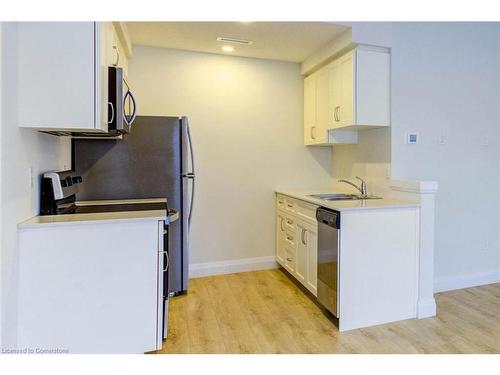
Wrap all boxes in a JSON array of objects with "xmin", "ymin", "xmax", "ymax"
[
  {"xmin": 287, "ymin": 203, "xmax": 293, "ymax": 208},
  {"xmin": 280, "ymin": 218, "xmax": 285, "ymax": 231},
  {"xmin": 107, "ymin": 102, "xmax": 114, "ymax": 124},
  {"xmin": 286, "ymin": 219, "xmax": 293, "ymax": 225},
  {"xmin": 113, "ymin": 45, "xmax": 120, "ymax": 67},
  {"xmin": 286, "ymin": 235, "xmax": 293, "ymax": 241},
  {"xmin": 334, "ymin": 106, "xmax": 340, "ymax": 122},
  {"xmin": 286, "ymin": 257, "xmax": 293, "ymax": 262},
  {"xmin": 301, "ymin": 228, "xmax": 307, "ymax": 245},
  {"xmin": 310, "ymin": 126, "xmax": 316, "ymax": 140}
]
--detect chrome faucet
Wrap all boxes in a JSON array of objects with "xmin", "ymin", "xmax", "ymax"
[{"xmin": 338, "ymin": 176, "xmax": 368, "ymax": 197}]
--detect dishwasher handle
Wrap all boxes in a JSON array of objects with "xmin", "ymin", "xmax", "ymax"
[{"xmin": 316, "ymin": 208, "xmax": 340, "ymax": 229}]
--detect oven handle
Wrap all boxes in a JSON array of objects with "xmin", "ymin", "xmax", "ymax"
[{"xmin": 159, "ymin": 251, "xmax": 169, "ymax": 272}]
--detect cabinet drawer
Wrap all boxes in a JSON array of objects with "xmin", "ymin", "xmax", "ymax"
[
  {"xmin": 284, "ymin": 231, "xmax": 296, "ymax": 248},
  {"xmin": 284, "ymin": 198, "xmax": 296, "ymax": 213},
  {"xmin": 284, "ymin": 247, "xmax": 295, "ymax": 272},
  {"xmin": 276, "ymin": 195, "xmax": 286, "ymax": 211},
  {"xmin": 284, "ymin": 216, "xmax": 296, "ymax": 232},
  {"xmin": 296, "ymin": 201, "xmax": 318, "ymax": 223}
]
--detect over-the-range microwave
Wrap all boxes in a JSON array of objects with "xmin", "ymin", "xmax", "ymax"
[{"xmin": 107, "ymin": 66, "xmax": 137, "ymax": 136}]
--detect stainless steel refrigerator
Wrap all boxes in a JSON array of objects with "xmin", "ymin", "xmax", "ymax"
[{"xmin": 72, "ymin": 116, "xmax": 194, "ymax": 296}]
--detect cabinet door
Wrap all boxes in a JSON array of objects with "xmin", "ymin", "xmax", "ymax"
[
  {"xmin": 18, "ymin": 22, "xmax": 96, "ymax": 130},
  {"xmin": 108, "ymin": 25, "xmax": 120, "ymax": 69},
  {"xmin": 95, "ymin": 22, "xmax": 111, "ymax": 132},
  {"xmin": 305, "ymin": 226, "xmax": 318, "ymax": 295},
  {"xmin": 295, "ymin": 223, "xmax": 308, "ymax": 285},
  {"xmin": 338, "ymin": 51, "xmax": 355, "ymax": 127},
  {"xmin": 276, "ymin": 212, "xmax": 286, "ymax": 265},
  {"xmin": 328, "ymin": 61, "xmax": 341, "ymax": 129},
  {"xmin": 315, "ymin": 68, "xmax": 329, "ymax": 143},
  {"xmin": 303, "ymin": 74, "xmax": 317, "ymax": 144}
]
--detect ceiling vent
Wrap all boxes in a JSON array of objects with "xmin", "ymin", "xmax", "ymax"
[{"xmin": 216, "ymin": 36, "xmax": 253, "ymax": 45}]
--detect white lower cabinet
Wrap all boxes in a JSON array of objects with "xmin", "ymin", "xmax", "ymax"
[
  {"xmin": 276, "ymin": 193, "xmax": 421, "ymax": 332},
  {"xmin": 276, "ymin": 195, "xmax": 318, "ymax": 296},
  {"xmin": 17, "ymin": 218, "xmax": 165, "ymax": 354}
]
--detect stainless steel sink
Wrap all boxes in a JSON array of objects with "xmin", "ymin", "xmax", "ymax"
[{"xmin": 309, "ymin": 193, "xmax": 382, "ymax": 201}]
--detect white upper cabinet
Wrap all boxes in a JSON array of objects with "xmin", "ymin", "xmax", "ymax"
[
  {"xmin": 303, "ymin": 47, "xmax": 390, "ymax": 145},
  {"xmin": 304, "ymin": 67, "xmax": 357, "ymax": 145},
  {"xmin": 335, "ymin": 48, "xmax": 390, "ymax": 129},
  {"xmin": 108, "ymin": 23, "xmax": 129, "ymax": 76},
  {"xmin": 17, "ymin": 22, "xmax": 115, "ymax": 133},
  {"xmin": 303, "ymin": 74, "xmax": 318, "ymax": 144}
]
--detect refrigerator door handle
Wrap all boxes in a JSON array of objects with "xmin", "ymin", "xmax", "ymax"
[
  {"xmin": 184, "ymin": 118, "xmax": 195, "ymax": 229},
  {"xmin": 188, "ymin": 176, "xmax": 195, "ymax": 229},
  {"xmin": 186, "ymin": 118, "xmax": 195, "ymax": 176}
]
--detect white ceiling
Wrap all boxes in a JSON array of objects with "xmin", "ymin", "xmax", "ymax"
[{"xmin": 126, "ymin": 22, "xmax": 348, "ymax": 63}]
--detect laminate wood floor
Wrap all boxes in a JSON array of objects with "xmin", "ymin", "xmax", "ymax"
[{"xmin": 155, "ymin": 268, "xmax": 500, "ymax": 354}]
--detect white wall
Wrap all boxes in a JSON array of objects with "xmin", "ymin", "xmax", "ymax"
[
  {"xmin": 332, "ymin": 127, "xmax": 390, "ymax": 180},
  {"xmin": 332, "ymin": 22, "xmax": 500, "ymax": 287},
  {"xmin": 128, "ymin": 46, "xmax": 333, "ymax": 265},
  {"xmin": 391, "ymin": 23, "xmax": 500, "ymax": 283},
  {"xmin": 1, "ymin": 23, "xmax": 71, "ymax": 346}
]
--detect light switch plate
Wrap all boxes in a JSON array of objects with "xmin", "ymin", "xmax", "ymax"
[
  {"xmin": 405, "ymin": 132, "xmax": 419, "ymax": 145},
  {"xmin": 28, "ymin": 167, "xmax": 34, "ymax": 189}
]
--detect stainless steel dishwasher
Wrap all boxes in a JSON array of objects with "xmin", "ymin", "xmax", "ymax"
[{"xmin": 316, "ymin": 207, "xmax": 340, "ymax": 317}]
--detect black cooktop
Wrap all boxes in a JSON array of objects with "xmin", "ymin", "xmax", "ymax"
[{"xmin": 70, "ymin": 202, "xmax": 168, "ymax": 214}]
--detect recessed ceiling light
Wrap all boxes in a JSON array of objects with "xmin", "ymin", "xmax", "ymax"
[
  {"xmin": 221, "ymin": 45, "xmax": 235, "ymax": 52},
  {"xmin": 217, "ymin": 36, "xmax": 253, "ymax": 46}
]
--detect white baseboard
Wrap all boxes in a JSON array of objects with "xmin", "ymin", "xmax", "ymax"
[
  {"xmin": 434, "ymin": 271, "xmax": 500, "ymax": 293},
  {"xmin": 417, "ymin": 297, "xmax": 436, "ymax": 318},
  {"xmin": 189, "ymin": 256, "xmax": 279, "ymax": 278}
]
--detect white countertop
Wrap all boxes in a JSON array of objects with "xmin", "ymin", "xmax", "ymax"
[
  {"xmin": 18, "ymin": 198, "xmax": 168, "ymax": 229},
  {"xmin": 276, "ymin": 189, "xmax": 419, "ymax": 211}
]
